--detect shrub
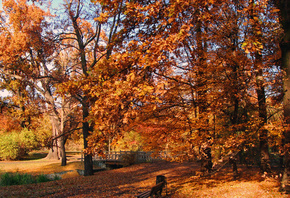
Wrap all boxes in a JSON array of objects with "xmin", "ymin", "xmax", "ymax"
[
  {"xmin": 0, "ymin": 172, "xmax": 34, "ymax": 186},
  {"xmin": 0, "ymin": 133, "xmax": 20, "ymax": 160},
  {"xmin": 19, "ymin": 128, "xmax": 38, "ymax": 154},
  {"xmin": 33, "ymin": 115, "xmax": 52, "ymax": 148},
  {"xmin": 0, "ymin": 129, "xmax": 39, "ymax": 160},
  {"xmin": 0, "ymin": 172, "xmax": 60, "ymax": 186},
  {"xmin": 36, "ymin": 174, "xmax": 52, "ymax": 183}
]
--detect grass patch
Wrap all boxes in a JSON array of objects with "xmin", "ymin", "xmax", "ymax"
[
  {"xmin": 0, "ymin": 173, "xmax": 34, "ymax": 186},
  {"xmin": 20, "ymin": 151, "xmax": 48, "ymax": 160},
  {"xmin": 0, "ymin": 172, "xmax": 60, "ymax": 186},
  {"xmin": 40, "ymin": 161, "xmax": 84, "ymax": 174},
  {"xmin": 0, "ymin": 160, "xmax": 85, "ymax": 176}
]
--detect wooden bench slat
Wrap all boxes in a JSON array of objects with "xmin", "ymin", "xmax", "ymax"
[
  {"xmin": 137, "ymin": 190, "xmax": 150, "ymax": 198},
  {"xmin": 136, "ymin": 181, "xmax": 165, "ymax": 198}
]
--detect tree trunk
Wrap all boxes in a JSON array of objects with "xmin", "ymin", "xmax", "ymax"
[
  {"xmin": 200, "ymin": 140, "xmax": 213, "ymax": 174},
  {"xmin": 45, "ymin": 114, "xmax": 67, "ymax": 165},
  {"xmin": 275, "ymin": 0, "xmax": 290, "ymax": 193},
  {"xmin": 60, "ymin": 136, "xmax": 67, "ymax": 166},
  {"xmin": 194, "ymin": 8, "xmax": 212, "ymax": 173},
  {"xmin": 256, "ymin": 67, "xmax": 271, "ymax": 173},
  {"xmin": 250, "ymin": 0, "xmax": 271, "ymax": 173},
  {"xmin": 281, "ymin": 18, "xmax": 290, "ymax": 194},
  {"xmin": 229, "ymin": 156, "xmax": 238, "ymax": 179},
  {"xmin": 282, "ymin": 45, "xmax": 290, "ymax": 191},
  {"xmin": 67, "ymin": 3, "xmax": 94, "ymax": 175},
  {"xmin": 60, "ymin": 103, "xmax": 67, "ymax": 166},
  {"xmin": 260, "ymin": 135, "xmax": 271, "ymax": 172},
  {"xmin": 83, "ymin": 99, "xmax": 94, "ymax": 176},
  {"xmin": 46, "ymin": 117, "xmax": 60, "ymax": 160},
  {"xmin": 46, "ymin": 142, "xmax": 59, "ymax": 160}
]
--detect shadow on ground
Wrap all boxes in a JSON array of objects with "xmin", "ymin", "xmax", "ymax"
[{"xmin": 0, "ymin": 161, "xmax": 286, "ymax": 198}]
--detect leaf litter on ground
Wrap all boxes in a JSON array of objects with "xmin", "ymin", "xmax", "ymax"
[{"xmin": 0, "ymin": 161, "xmax": 287, "ymax": 197}]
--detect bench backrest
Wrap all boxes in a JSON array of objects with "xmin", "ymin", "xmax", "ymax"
[{"xmin": 149, "ymin": 181, "xmax": 165, "ymax": 196}]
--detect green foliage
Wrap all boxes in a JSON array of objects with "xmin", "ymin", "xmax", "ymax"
[
  {"xmin": 0, "ymin": 172, "xmax": 34, "ymax": 186},
  {"xmin": 0, "ymin": 133, "xmax": 21, "ymax": 160},
  {"xmin": 36, "ymin": 174, "xmax": 60, "ymax": 183},
  {"xmin": 35, "ymin": 174, "xmax": 51, "ymax": 183},
  {"xmin": 0, "ymin": 172, "xmax": 59, "ymax": 186},
  {"xmin": 33, "ymin": 115, "xmax": 52, "ymax": 148},
  {"xmin": 19, "ymin": 128, "xmax": 38, "ymax": 153},
  {"xmin": 113, "ymin": 131, "xmax": 143, "ymax": 151},
  {"xmin": 0, "ymin": 128, "xmax": 40, "ymax": 160}
]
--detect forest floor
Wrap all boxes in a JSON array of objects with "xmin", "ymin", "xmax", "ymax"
[{"xmin": 0, "ymin": 158, "xmax": 287, "ymax": 198}]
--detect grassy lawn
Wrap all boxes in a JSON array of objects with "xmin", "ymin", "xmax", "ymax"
[
  {"xmin": 0, "ymin": 159, "xmax": 287, "ymax": 197},
  {"xmin": 0, "ymin": 151, "xmax": 85, "ymax": 178}
]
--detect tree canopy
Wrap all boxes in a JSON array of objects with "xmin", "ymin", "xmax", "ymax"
[{"xmin": 0, "ymin": 0, "xmax": 288, "ymax": 187}]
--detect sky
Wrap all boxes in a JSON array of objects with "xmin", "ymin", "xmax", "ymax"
[{"xmin": 0, "ymin": 0, "xmax": 63, "ymax": 11}]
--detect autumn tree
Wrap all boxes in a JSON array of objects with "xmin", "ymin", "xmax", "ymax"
[
  {"xmin": 214, "ymin": 0, "xmax": 281, "ymax": 173},
  {"xmin": 113, "ymin": 0, "xmax": 283, "ymax": 174},
  {"xmin": 210, "ymin": 0, "xmax": 254, "ymax": 170},
  {"xmin": 114, "ymin": 0, "xmax": 219, "ymax": 166},
  {"xmin": 246, "ymin": 0, "xmax": 272, "ymax": 173},
  {"xmin": 0, "ymin": 0, "xmax": 79, "ymax": 166},
  {"xmin": 54, "ymin": 0, "xmax": 138, "ymax": 175},
  {"xmin": 0, "ymin": 101, "xmax": 22, "ymax": 133},
  {"xmin": 0, "ymin": 0, "xmax": 284, "ymax": 177}
]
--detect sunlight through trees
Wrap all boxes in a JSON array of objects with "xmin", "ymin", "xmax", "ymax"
[{"xmin": 0, "ymin": 1, "xmax": 288, "ymax": 190}]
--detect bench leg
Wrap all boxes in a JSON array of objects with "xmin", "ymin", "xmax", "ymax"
[{"xmin": 150, "ymin": 191, "xmax": 162, "ymax": 198}]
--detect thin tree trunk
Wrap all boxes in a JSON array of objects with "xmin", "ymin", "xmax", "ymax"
[
  {"xmin": 68, "ymin": 2, "xmax": 94, "ymax": 175},
  {"xmin": 256, "ymin": 63, "xmax": 271, "ymax": 173},
  {"xmin": 60, "ymin": 136, "xmax": 67, "ymax": 166},
  {"xmin": 250, "ymin": 0, "xmax": 271, "ymax": 173},
  {"xmin": 195, "ymin": 10, "xmax": 212, "ymax": 173},
  {"xmin": 228, "ymin": 2, "xmax": 240, "ymax": 176},
  {"xmin": 60, "ymin": 103, "xmax": 67, "ymax": 166}
]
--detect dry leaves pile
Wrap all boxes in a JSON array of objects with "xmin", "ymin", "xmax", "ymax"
[{"xmin": 0, "ymin": 161, "xmax": 286, "ymax": 197}]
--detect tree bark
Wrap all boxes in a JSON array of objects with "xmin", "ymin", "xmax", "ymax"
[
  {"xmin": 282, "ymin": 39, "xmax": 290, "ymax": 191},
  {"xmin": 200, "ymin": 140, "xmax": 213, "ymax": 174},
  {"xmin": 274, "ymin": 0, "xmax": 290, "ymax": 193},
  {"xmin": 46, "ymin": 142, "xmax": 59, "ymax": 160},
  {"xmin": 60, "ymin": 102, "xmax": 67, "ymax": 166},
  {"xmin": 45, "ymin": 113, "xmax": 67, "ymax": 166},
  {"xmin": 67, "ymin": 1, "xmax": 94, "ymax": 175},
  {"xmin": 250, "ymin": 0, "xmax": 271, "ymax": 173},
  {"xmin": 194, "ymin": 8, "xmax": 213, "ymax": 173},
  {"xmin": 60, "ymin": 136, "xmax": 67, "ymax": 166},
  {"xmin": 46, "ymin": 117, "xmax": 60, "ymax": 160},
  {"xmin": 83, "ymin": 99, "xmax": 94, "ymax": 176},
  {"xmin": 256, "ymin": 61, "xmax": 271, "ymax": 173}
]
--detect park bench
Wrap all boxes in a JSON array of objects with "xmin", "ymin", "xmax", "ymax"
[{"xmin": 136, "ymin": 175, "xmax": 166, "ymax": 198}]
